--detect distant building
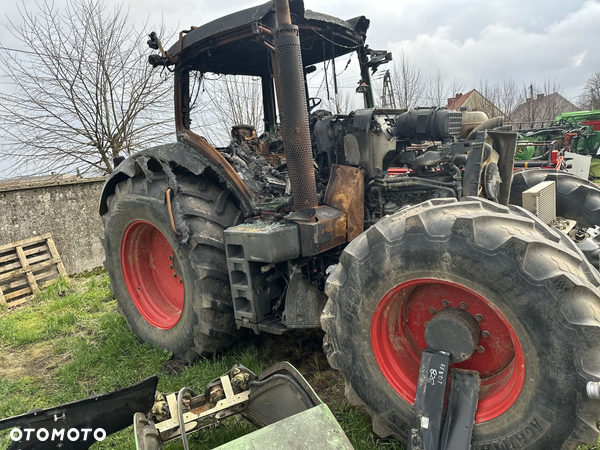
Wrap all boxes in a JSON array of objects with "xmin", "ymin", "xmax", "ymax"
[
  {"xmin": 511, "ymin": 92, "xmax": 579, "ymax": 124},
  {"xmin": 446, "ymin": 89, "xmax": 505, "ymax": 118}
]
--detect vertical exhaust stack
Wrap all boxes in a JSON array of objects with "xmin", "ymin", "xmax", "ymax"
[{"xmin": 273, "ymin": 0, "xmax": 318, "ymax": 210}]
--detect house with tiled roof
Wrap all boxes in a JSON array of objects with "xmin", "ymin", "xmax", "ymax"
[
  {"xmin": 446, "ymin": 89, "xmax": 505, "ymax": 118},
  {"xmin": 511, "ymin": 92, "xmax": 579, "ymax": 124}
]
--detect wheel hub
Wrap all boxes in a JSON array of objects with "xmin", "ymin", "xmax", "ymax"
[
  {"xmin": 370, "ymin": 278, "xmax": 526, "ymax": 423},
  {"xmin": 425, "ymin": 307, "xmax": 480, "ymax": 363}
]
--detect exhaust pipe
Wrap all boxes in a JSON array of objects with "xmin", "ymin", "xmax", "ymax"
[{"xmin": 273, "ymin": 0, "xmax": 318, "ymax": 210}]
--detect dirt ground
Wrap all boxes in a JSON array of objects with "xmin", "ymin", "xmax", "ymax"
[
  {"xmin": 161, "ymin": 329, "xmax": 347, "ymax": 409},
  {"xmin": 257, "ymin": 330, "xmax": 347, "ymax": 408},
  {"xmin": 0, "ymin": 342, "xmax": 71, "ymax": 380}
]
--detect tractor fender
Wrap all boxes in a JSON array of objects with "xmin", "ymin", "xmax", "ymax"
[{"xmin": 98, "ymin": 142, "xmax": 254, "ymax": 217}]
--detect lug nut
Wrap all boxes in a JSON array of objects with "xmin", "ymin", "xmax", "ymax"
[
  {"xmin": 460, "ymin": 302, "xmax": 468, "ymax": 310},
  {"xmin": 482, "ymin": 330, "xmax": 490, "ymax": 339},
  {"xmin": 169, "ymin": 264, "xmax": 173, "ymax": 269},
  {"xmin": 179, "ymin": 279, "xmax": 183, "ymax": 283},
  {"xmin": 477, "ymin": 345, "xmax": 485, "ymax": 353},
  {"xmin": 441, "ymin": 300, "xmax": 449, "ymax": 307},
  {"xmin": 172, "ymin": 273, "xmax": 177, "ymax": 278},
  {"xmin": 475, "ymin": 314, "xmax": 483, "ymax": 322},
  {"xmin": 428, "ymin": 307, "xmax": 436, "ymax": 315}
]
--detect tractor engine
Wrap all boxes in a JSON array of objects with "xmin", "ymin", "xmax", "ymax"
[{"xmin": 312, "ymin": 107, "xmax": 509, "ymax": 226}]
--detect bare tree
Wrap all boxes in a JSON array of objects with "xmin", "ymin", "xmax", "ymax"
[
  {"xmin": 323, "ymin": 88, "xmax": 355, "ymax": 114},
  {"xmin": 497, "ymin": 78, "xmax": 520, "ymax": 120},
  {"xmin": 191, "ymin": 66, "xmax": 359, "ymax": 148},
  {"xmin": 447, "ymin": 77, "xmax": 465, "ymax": 101},
  {"xmin": 578, "ymin": 72, "xmax": 600, "ymax": 110},
  {"xmin": 425, "ymin": 67, "xmax": 445, "ymax": 107},
  {"xmin": 507, "ymin": 79, "xmax": 572, "ymax": 125},
  {"xmin": 468, "ymin": 79, "xmax": 504, "ymax": 118},
  {"xmin": 390, "ymin": 51, "xmax": 423, "ymax": 108},
  {"xmin": 523, "ymin": 79, "xmax": 563, "ymax": 122},
  {"xmin": 0, "ymin": 0, "xmax": 172, "ymax": 176},
  {"xmin": 539, "ymin": 79, "xmax": 564, "ymax": 120},
  {"xmin": 190, "ymin": 74, "xmax": 264, "ymax": 147}
]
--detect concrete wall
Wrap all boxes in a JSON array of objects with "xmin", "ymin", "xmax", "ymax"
[{"xmin": 0, "ymin": 178, "xmax": 106, "ymax": 274}]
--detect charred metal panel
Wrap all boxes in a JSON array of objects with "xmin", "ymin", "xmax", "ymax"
[
  {"xmin": 461, "ymin": 143, "xmax": 484, "ymax": 198},
  {"xmin": 409, "ymin": 350, "xmax": 451, "ymax": 450},
  {"xmin": 166, "ymin": 1, "xmax": 367, "ymax": 74},
  {"xmin": 284, "ymin": 266, "xmax": 327, "ymax": 328},
  {"xmin": 353, "ymin": 108, "xmax": 375, "ymax": 131},
  {"xmin": 324, "ymin": 164, "xmax": 364, "ymax": 241},
  {"xmin": 225, "ymin": 222, "xmax": 301, "ymax": 263},
  {"xmin": 224, "ymin": 222, "xmax": 299, "ymax": 331},
  {"xmin": 98, "ymin": 142, "xmax": 254, "ymax": 218},
  {"xmin": 294, "ymin": 206, "xmax": 347, "ymax": 256}
]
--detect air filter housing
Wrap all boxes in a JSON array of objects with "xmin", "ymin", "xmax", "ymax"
[
  {"xmin": 521, "ymin": 180, "xmax": 556, "ymax": 224},
  {"xmin": 394, "ymin": 108, "xmax": 462, "ymax": 140}
]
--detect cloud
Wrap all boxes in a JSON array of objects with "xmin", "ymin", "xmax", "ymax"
[
  {"xmin": 572, "ymin": 50, "xmax": 588, "ymax": 67},
  {"xmin": 1, "ymin": 0, "xmax": 598, "ymax": 177},
  {"xmin": 385, "ymin": 0, "xmax": 600, "ymax": 99}
]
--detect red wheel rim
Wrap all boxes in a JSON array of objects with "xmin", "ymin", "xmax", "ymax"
[
  {"xmin": 121, "ymin": 221, "xmax": 185, "ymax": 330},
  {"xmin": 370, "ymin": 279, "xmax": 525, "ymax": 422}
]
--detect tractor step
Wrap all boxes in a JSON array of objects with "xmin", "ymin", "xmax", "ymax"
[{"xmin": 224, "ymin": 221, "xmax": 301, "ymax": 332}]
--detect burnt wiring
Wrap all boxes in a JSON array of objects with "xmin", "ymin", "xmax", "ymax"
[
  {"xmin": 292, "ymin": 14, "xmax": 362, "ymax": 50},
  {"xmin": 323, "ymin": 33, "xmax": 330, "ymax": 100}
]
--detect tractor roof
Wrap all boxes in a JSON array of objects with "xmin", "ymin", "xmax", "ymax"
[{"xmin": 167, "ymin": 0, "xmax": 369, "ymax": 76}]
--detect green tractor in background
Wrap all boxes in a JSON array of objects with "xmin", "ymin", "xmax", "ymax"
[
  {"xmin": 557, "ymin": 110, "xmax": 600, "ymax": 153},
  {"xmin": 515, "ymin": 110, "xmax": 600, "ymax": 177}
]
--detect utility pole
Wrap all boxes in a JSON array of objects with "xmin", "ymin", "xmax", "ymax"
[
  {"xmin": 381, "ymin": 70, "xmax": 396, "ymax": 108},
  {"xmin": 529, "ymin": 84, "xmax": 534, "ymax": 122}
]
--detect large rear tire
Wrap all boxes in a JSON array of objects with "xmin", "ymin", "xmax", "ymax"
[
  {"xmin": 101, "ymin": 173, "xmax": 242, "ymax": 362},
  {"xmin": 322, "ymin": 197, "xmax": 600, "ymax": 449},
  {"xmin": 510, "ymin": 169, "xmax": 600, "ymax": 228}
]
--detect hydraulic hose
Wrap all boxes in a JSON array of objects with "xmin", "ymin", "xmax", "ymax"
[{"xmin": 177, "ymin": 387, "xmax": 195, "ymax": 450}]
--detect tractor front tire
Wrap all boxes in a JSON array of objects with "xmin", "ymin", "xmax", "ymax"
[
  {"xmin": 102, "ymin": 174, "xmax": 241, "ymax": 362},
  {"xmin": 322, "ymin": 197, "xmax": 600, "ymax": 449}
]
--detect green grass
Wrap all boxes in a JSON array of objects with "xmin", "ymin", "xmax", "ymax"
[
  {"xmin": 2, "ymin": 274, "xmax": 599, "ymax": 449},
  {"xmin": 0, "ymin": 273, "xmax": 403, "ymax": 450}
]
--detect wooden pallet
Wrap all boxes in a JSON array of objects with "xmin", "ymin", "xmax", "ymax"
[{"xmin": 0, "ymin": 234, "xmax": 68, "ymax": 308}]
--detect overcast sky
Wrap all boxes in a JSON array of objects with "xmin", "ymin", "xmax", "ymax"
[{"xmin": 0, "ymin": 0, "xmax": 598, "ymax": 177}]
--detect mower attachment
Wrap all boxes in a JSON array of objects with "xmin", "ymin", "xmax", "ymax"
[
  {"xmin": 136, "ymin": 361, "xmax": 353, "ymax": 450},
  {"xmin": 1, "ymin": 363, "xmax": 352, "ymax": 450},
  {"xmin": 0, "ymin": 376, "xmax": 158, "ymax": 450}
]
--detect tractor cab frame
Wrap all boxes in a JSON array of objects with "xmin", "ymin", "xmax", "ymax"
[{"xmin": 144, "ymin": 0, "xmax": 391, "ymax": 213}]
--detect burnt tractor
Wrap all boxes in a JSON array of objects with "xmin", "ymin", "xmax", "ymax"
[{"xmin": 99, "ymin": 0, "xmax": 600, "ymax": 448}]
